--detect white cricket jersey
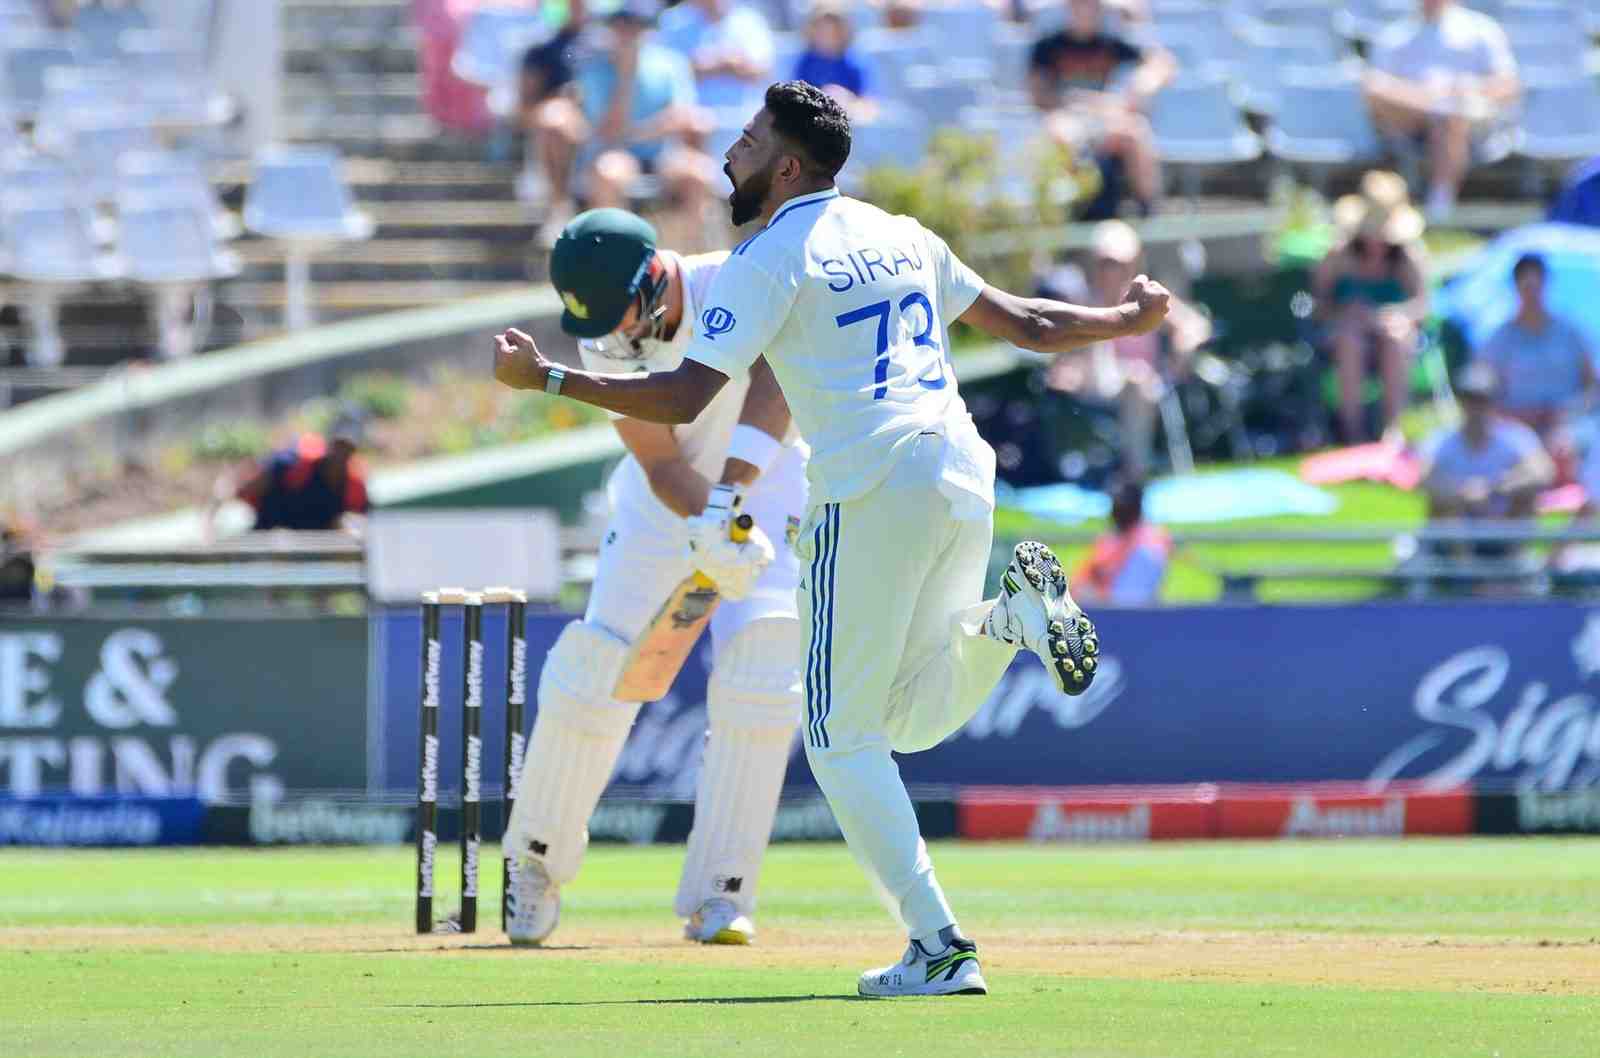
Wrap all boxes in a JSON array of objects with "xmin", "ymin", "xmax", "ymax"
[
  {"xmin": 579, "ymin": 250, "xmax": 770, "ymax": 483},
  {"xmin": 683, "ymin": 188, "xmax": 990, "ymax": 506}
]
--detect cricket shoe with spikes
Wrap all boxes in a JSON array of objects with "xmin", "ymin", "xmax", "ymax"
[
  {"xmin": 858, "ymin": 935, "xmax": 988, "ymax": 997},
  {"xmin": 984, "ymin": 540, "xmax": 1100, "ymax": 696},
  {"xmin": 684, "ymin": 898, "xmax": 755, "ymax": 945},
  {"xmin": 505, "ymin": 857, "xmax": 560, "ymax": 946}
]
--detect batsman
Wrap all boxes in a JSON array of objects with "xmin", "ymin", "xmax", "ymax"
[{"xmin": 501, "ymin": 208, "xmax": 807, "ymax": 946}]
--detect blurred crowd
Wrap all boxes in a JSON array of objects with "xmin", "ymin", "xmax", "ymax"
[{"xmin": 482, "ymin": 0, "xmax": 1573, "ymax": 245}]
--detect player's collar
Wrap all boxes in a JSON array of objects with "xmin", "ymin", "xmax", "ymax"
[{"xmin": 765, "ymin": 186, "xmax": 840, "ymax": 228}]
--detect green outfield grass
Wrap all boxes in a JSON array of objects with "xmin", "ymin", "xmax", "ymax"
[{"xmin": 3, "ymin": 840, "xmax": 1598, "ymax": 1057}]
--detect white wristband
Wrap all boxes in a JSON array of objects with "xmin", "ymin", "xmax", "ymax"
[
  {"xmin": 544, "ymin": 365, "xmax": 565, "ymax": 396},
  {"xmin": 726, "ymin": 424, "xmax": 782, "ymax": 476}
]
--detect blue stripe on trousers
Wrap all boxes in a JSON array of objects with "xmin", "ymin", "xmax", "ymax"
[
  {"xmin": 816, "ymin": 504, "xmax": 840, "ymax": 749},
  {"xmin": 804, "ymin": 512, "xmax": 828, "ymax": 748}
]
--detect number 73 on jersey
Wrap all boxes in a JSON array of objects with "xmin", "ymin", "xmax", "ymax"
[{"xmin": 835, "ymin": 291, "xmax": 950, "ymax": 399}]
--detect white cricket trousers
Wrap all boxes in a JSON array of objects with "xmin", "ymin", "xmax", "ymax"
[{"xmin": 796, "ymin": 431, "xmax": 1017, "ymax": 940}]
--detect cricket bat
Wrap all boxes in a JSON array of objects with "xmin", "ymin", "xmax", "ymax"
[{"xmin": 612, "ymin": 513, "xmax": 753, "ymax": 702}]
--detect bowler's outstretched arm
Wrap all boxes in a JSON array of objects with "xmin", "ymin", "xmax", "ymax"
[
  {"xmin": 494, "ymin": 327, "xmax": 730, "ymax": 424},
  {"xmin": 957, "ymin": 275, "xmax": 1171, "ymax": 354}
]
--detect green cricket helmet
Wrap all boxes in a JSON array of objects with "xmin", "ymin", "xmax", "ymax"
[{"xmin": 548, "ymin": 208, "xmax": 663, "ymax": 341}]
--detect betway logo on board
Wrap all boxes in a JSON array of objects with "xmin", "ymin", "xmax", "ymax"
[
  {"xmin": 507, "ymin": 638, "xmax": 527, "ymax": 707},
  {"xmin": 463, "ymin": 838, "xmax": 479, "ymax": 897},
  {"xmin": 507, "ymin": 731, "xmax": 527, "ymax": 791},
  {"xmin": 418, "ymin": 830, "xmax": 437, "ymax": 897},
  {"xmin": 1518, "ymin": 788, "xmax": 1600, "ymax": 832},
  {"xmin": 464, "ymin": 641, "xmax": 483, "ymax": 711},
  {"xmin": 1029, "ymin": 802, "xmax": 1151, "ymax": 842},
  {"xmin": 463, "ymin": 735, "xmax": 481, "ymax": 803},
  {"xmin": 249, "ymin": 798, "xmax": 410, "ymax": 845},
  {"xmin": 422, "ymin": 639, "xmax": 442, "ymax": 709},
  {"xmin": 420, "ymin": 734, "xmax": 439, "ymax": 803},
  {"xmin": 1282, "ymin": 797, "xmax": 1405, "ymax": 838}
]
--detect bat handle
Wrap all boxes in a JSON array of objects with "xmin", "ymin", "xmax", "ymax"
[{"xmin": 691, "ymin": 514, "xmax": 754, "ymax": 589}]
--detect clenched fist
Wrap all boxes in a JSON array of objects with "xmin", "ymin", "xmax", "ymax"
[
  {"xmin": 492, "ymin": 328, "xmax": 553, "ymax": 390},
  {"xmin": 1120, "ymin": 275, "xmax": 1172, "ymax": 336}
]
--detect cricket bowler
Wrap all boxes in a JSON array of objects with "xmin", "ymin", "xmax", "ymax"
[
  {"xmin": 501, "ymin": 208, "xmax": 809, "ymax": 947},
  {"xmin": 495, "ymin": 81, "xmax": 1170, "ymax": 995}
]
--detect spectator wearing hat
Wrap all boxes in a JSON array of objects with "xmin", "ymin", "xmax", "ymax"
[
  {"xmin": 793, "ymin": 2, "xmax": 873, "ymax": 113},
  {"xmin": 1071, "ymin": 477, "xmax": 1171, "ymax": 605},
  {"xmin": 207, "ymin": 408, "xmax": 372, "ymax": 537},
  {"xmin": 1311, "ymin": 171, "xmax": 1430, "ymax": 444},
  {"xmin": 1473, "ymin": 253, "xmax": 1596, "ymax": 449},
  {"xmin": 659, "ymin": 0, "xmax": 775, "ymax": 115},
  {"xmin": 1364, "ymin": 0, "xmax": 1520, "ymax": 222},
  {"xmin": 1043, "ymin": 220, "xmax": 1211, "ymax": 477},
  {"xmin": 1028, "ymin": 0, "xmax": 1175, "ymax": 218},
  {"xmin": 526, "ymin": 0, "xmax": 716, "ymax": 247},
  {"xmin": 1420, "ymin": 362, "xmax": 1553, "ymax": 532}
]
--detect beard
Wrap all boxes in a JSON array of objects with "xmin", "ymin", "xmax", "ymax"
[{"xmin": 727, "ymin": 160, "xmax": 776, "ymax": 227}]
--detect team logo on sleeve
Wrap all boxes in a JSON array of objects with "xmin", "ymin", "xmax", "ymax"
[
  {"xmin": 700, "ymin": 306, "xmax": 736, "ymax": 339},
  {"xmin": 561, "ymin": 290, "xmax": 589, "ymax": 319}
]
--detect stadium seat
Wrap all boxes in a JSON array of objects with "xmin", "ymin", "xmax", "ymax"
[
  {"xmin": 838, "ymin": 100, "xmax": 932, "ymax": 189},
  {"xmin": 3, "ymin": 35, "xmax": 82, "ymax": 120},
  {"xmin": 1, "ymin": 155, "xmax": 89, "ymax": 214},
  {"xmin": 1496, "ymin": 0, "xmax": 1588, "ymax": 45},
  {"xmin": 116, "ymin": 151, "xmax": 240, "ymax": 242},
  {"xmin": 243, "ymin": 145, "xmax": 375, "ymax": 330},
  {"xmin": 0, "ymin": 0, "xmax": 42, "ymax": 33},
  {"xmin": 1334, "ymin": 0, "xmax": 1413, "ymax": 41},
  {"xmin": 117, "ymin": 28, "xmax": 234, "ymax": 128},
  {"xmin": 1509, "ymin": 34, "xmax": 1595, "ymax": 81},
  {"xmin": 4, "ymin": 201, "xmax": 121, "ymax": 366},
  {"xmin": 118, "ymin": 197, "xmax": 241, "ymax": 359},
  {"xmin": 854, "ymin": 28, "xmax": 938, "ymax": 98},
  {"xmin": 1237, "ymin": 0, "xmax": 1341, "ymax": 37},
  {"xmin": 1517, "ymin": 77, "xmax": 1600, "ymax": 162},
  {"xmin": 898, "ymin": 65, "xmax": 983, "ymax": 127},
  {"xmin": 1147, "ymin": 76, "xmax": 1262, "ymax": 192},
  {"xmin": 915, "ymin": 2, "xmax": 1000, "ymax": 70},
  {"xmin": 69, "ymin": 117, "xmax": 158, "ymax": 205},
  {"xmin": 1233, "ymin": 27, "xmax": 1350, "ymax": 116},
  {"xmin": 73, "ymin": 1, "xmax": 151, "ymax": 61},
  {"xmin": 1151, "ymin": 7, "xmax": 1242, "ymax": 79},
  {"xmin": 1263, "ymin": 77, "xmax": 1385, "ymax": 174},
  {"xmin": 33, "ymin": 65, "xmax": 139, "ymax": 152},
  {"xmin": 991, "ymin": 26, "xmax": 1035, "ymax": 102},
  {"xmin": 1583, "ymin": 0, "xmax": 1600, "ymax": 35}
]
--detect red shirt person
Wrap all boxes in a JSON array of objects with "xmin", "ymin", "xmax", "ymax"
[
  {"xmin": 1072, "ymin": 478, "xmax": 1171, "ymax": 605},
  {"xmin": 227, "ymin": 410, "xmax": 371, "ymax": 533}
]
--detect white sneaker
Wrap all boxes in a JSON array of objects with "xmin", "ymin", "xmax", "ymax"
[
  {"xmin": 505, "ymin": 857, "xmax": 560, "ymax": 946},
  {"xmin": 985, "ymin": 540, "xmax": 1099, "ymax": 696},
  {"xmin": 684, "ymin": 897, "xmax": 754, "ymax": 944},
  {"xmin": 858, "ymin": 936, "xmax": 988, "ymax": 997}
]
